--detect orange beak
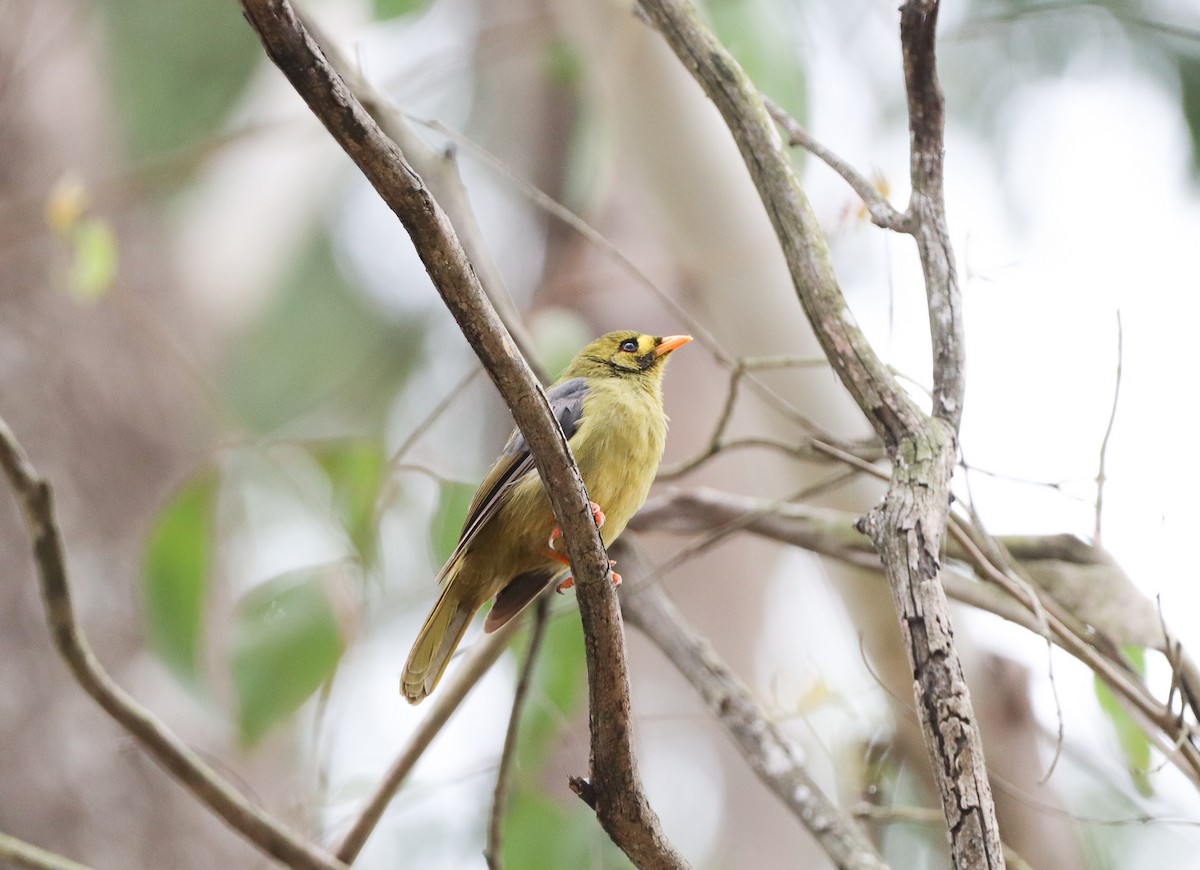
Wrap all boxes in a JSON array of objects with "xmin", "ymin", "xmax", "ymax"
[{"xmin": 654, "ymin": 335, "xmax": 693, "ymax": 357}]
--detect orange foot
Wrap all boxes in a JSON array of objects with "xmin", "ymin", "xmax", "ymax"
[
  {"xmin": 544, "ymin": 501, "xmax": 620, "ymax": 593},
  {"xmin": 555, "ymin": 563, "xmax": 622, "ymax": 594},
  {"xmin": 546, "ymin": 501, "xmax": 606, "ymax": 554}
]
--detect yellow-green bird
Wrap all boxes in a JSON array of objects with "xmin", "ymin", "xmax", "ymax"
[{"xmin": 401, "ymin": 330, "xmax": 692, "ymax": 703}]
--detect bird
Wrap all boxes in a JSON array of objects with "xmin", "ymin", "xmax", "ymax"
[{"xmin": 401, "ymin": 330, "xmax": 692, "ymax": 703}]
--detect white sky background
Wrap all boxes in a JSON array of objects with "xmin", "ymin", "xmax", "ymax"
[{"xmin": 242, "ymin": 0, "xmax": 1200, "ymax": 866}]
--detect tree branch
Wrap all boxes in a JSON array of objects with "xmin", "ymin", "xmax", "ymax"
[
  {"xmin": 0, "ymin": 417, "xmax": 346, "ymax": 870},
  {"xmin": 635, "ymin": 1, "xmax": 1002, "ymax": 864},
  {"xmin": 616, "ymin": 543, "xmax": 890, "ymax": 870},
  {"xmin": 900, "ymin": 0, "xmax": 965, "ymax": 430},
  {"xmin": 762, "ymin": 96, "xmax": 910, "ymax": 232},
  {"xmin": 237, "ymin": 3, "xmax": 685, "ymax": 866},
  {"xmin": 633, "ymin": 485, "xmax": 1200, "ymax": 785},
  {"xmin": 334, "ymin": 619, "xmax": 519, "ymax": 864}
]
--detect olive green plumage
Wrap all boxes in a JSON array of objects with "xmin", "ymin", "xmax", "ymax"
[{"xmin": 401, "ymin": 330, "xmax": 691, "ymax": 703}]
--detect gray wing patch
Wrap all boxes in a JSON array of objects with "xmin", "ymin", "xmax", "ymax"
[
  {"xmin": 505, "ymin": 377, "xmax": 589, "ymax": 457},
  {"xmin": 437, "ymin": 378, "xmax": 590, "ymax": 580}
]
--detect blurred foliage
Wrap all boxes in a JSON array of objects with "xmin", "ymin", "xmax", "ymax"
[
  {"xmin": 946, "ymin": 0, "xmax": 1200, "ymax": 175},
  {"xmin": 142, "ymin": 473, "xmax": 216, "ymax": 685},
  {"xmin": 1094, "ymin": 646, "xmax": 1153, "ymax": 796},
  {"xmin": 231, "ymin": 565, "xmax": 349, "ymax": 746},
  {"xmin": 430, "ymin": 480, "xmax": 477, "ymax": 567},
  {"xmin": 1178, "ymin": 53, "xmax": 1200, "ymax": 175},
  {"xmin": 220, "ymin": 226, "xmax": 421, "ymax": 434},
  {"xmin": 372, "ymin": 0, "xmax": 435, "ymax": 21},
  {"xmin": 514, "ymin": 612, "xmax": 587, "ymax": 772},
  {"xmin": 66, "ymin": 219, "xmax": 120, "ymax": 301},
  {"xmin": 501, "ymin": 613, "xmax": 628, "ymax": 868},
  {"xmin": 100, "ymin": 0, "xmax": 260, "ymax": 162},
  {"xmin": 503, "ymin": 790, "xmax": 631, "ymax": 870},
  {"xmin": 313, "ymin": 439, "xmax": 389, "ymax": 564},
  {"xmin": 44, "ymin": 175, "xmax": 119, "ymax": 301},
  {"xmin": 529, "ymin": 307, "xmax": 593, "ymax": 382},
  {"xmin": 708, "ymin": 0, "xmax": 806, "ymax": 121}
]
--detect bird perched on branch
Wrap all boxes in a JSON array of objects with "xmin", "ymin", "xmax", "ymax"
[{"xmin": 401, "ymin": 330, "xmax": 692, "ymax": 703}]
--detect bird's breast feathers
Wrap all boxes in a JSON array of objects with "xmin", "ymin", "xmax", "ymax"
[{"xmin": 569, "ymin": 381, "xmax": 667, "ymax": 541}]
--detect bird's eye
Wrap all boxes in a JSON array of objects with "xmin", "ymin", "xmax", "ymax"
[{"xmin": 619, "ymin": 339, "xmax": 639, "ymax": 353}]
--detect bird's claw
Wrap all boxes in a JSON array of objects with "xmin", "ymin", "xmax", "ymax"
[
  {"xmin": 547, "ymin": 501, "xmax": 606, "ymax": 552},
  {"xmin": 555, "ymin": 561, "xmax": 621, "ymax": 594}
]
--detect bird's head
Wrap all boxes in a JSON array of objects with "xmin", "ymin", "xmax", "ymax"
[{"xmin": 564, "ymin": 331, "xmax": 693, "ymax": 382}]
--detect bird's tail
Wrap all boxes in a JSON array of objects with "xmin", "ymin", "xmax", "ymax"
[{"xmin": 401, "ymin": 582, "xmax": 475, "ymax": 704}]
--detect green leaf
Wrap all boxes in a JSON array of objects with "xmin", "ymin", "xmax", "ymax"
[
  {"xmin": 430, "ymin": 480, "xmax": 476, "ymax": 566},
  {"xmin": 231, "ymin": 566, "xmax": 348, "ymax": 746},
  {"xmin": 101, "ymin": 0, "xmax": 260, "ymax": 161},
  {"xmin": 68, "ymin": 218, "xmax": 119, "ymax": 302},
  {"xmin": 142, "ymin": 475, "xmax": 215, "ymax": 685},
  {"xmin": 516, "ymin": 613, "xmax": 587, "ymax": 772},
  {"xmin": 220, "ymin": 227, "xmax": 421, "ymax": 434},
  {"xmin": 313, "ymin": 440, "xmax": 387, "ymax": 562},
  {"xmin": 503, "ymin": 789, "xmax": 630, "ymax": 870},
  {"xmin": 371, "ymin": 0, "xmax": 432, "ymax": 20},
  {"xmin": 1094, "ymin": 647, "xmax": 1153, "ymax": 796}
]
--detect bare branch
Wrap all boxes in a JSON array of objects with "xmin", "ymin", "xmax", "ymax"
[
  {"xmin": 617, "ymin": 544, "xmax": 890, "ymax": 870},
  {"xmin": 335, "ymin": 620, "xmax": 519, "ymax": 864},
  {"xmin": 900, "ymin": 0, "xmax": 965, "ymax": 429},
  {"xmin": 237, "ymin": 3, "xmax": 684, "ymax": 866},
  {"xmin": 0, "ymin": 417, "xmax": 346, "ymax": 870},
  {"xmin": 635, "ymin": 0, "xmax": 1002, "ymax": 863},
  {"xmin": 762, "ymin": 96, "xmax": 910, "ymax": 232},
  {"xmin": 633, "ymin": 484, "xmax": 1200, "ymax": 785}
]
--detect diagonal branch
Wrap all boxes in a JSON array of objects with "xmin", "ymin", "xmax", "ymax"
[
  {"xmin": 334, "ymin": 620, "xmax": 519, "ymax": 864},
  {"xmin": 0, "ymin": 418, "xmax": 346, "ymax": 870},
  {"xmin": 237, "ymin": 3, "xmax": 684, "ymax": 866},
  {"xmin": 616, "ymin": 542, "xmax": 889, "ymax": 870},
  {"xmin": 635, "ymin": 0, "xmax": 1003, "ymax": 865}
]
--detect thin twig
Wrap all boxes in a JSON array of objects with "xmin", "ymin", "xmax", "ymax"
[
  {"xmin": 485, "ymin": 596, "xmax": 552, "ymax": 870},
  {"xmin": 335, "ymin": 620, "xmax": 520, "ymax": 864},
  {"xmin": 1094, "ymin": 310, "xmax": 1123, "ymax": 544},
  {"xmin": 850, "ymin": 805, "xmax": 1034, "ymax": 870},
  {"xmin": 0, "ymin": 833, "xmax": 93, "ymax": 870},
  {"xmin": 762, "ymin": 96, "xmax": 910, "ymax": 232},
  {"xmin": 418, "ymin": 115, "xmax": 851, "ymax": 446},
  {"xmin": 0, "ymin": 417, "xmax": 345, "ymax": 870}
]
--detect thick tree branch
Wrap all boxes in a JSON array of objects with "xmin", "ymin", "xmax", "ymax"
[
  {"xmin": 635, "ymin": 0, "xmax": 1002, "ymax": 865},
  {"xmin": 238, "ymin": 3, "xmax": 684, "ymax": 866},
  {"xmin": 0, "ymin": 418, "xmax": 346, "ymax": 870},
  {"xmin": 616, "ymin": 543, "xmax": 889, "ymax": 870}
]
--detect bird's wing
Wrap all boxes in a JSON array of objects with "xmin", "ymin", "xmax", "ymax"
[{"xmin": 436, "ymin": 377, "xmax": 589, "ymax": 582}]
